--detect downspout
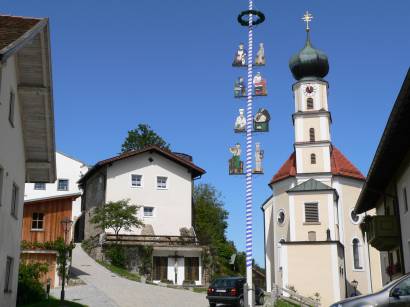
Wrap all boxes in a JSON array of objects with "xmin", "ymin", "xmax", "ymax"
[{"xmin": 394, "ymin": 181, "xmax": 406, "ymax": 274}]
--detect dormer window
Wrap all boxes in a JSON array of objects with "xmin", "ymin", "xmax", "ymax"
[
  {"xmin": 309, "ymin": 128, "xmax": 315, "ymax": 142},
  {"xmin": 306, "ymin": 98, "xmax": 314, "ymax": 110},
  {"xmin": 310, "ymin": 153, "xmax": 316, "ymax": 164}
]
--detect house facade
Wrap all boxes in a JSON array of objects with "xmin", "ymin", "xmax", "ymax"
[
  {"xmin": 355, "ymin": 69, "xmax": 410, "ymax": 284},
  {"xmin": 0, "ymin": 15, "xmax": 56, "ymax": 307},
  {"xmin": 25, "ymin": 151, "xmax": 89, "ymax": 224},
  {"xmin": 79, "ymin": 146, "xmax": 206, "ymax": 285},
  {"xmin": 262, "ymin": 26, "xmax": 382, "ymax": 306},
  {"xmin": 21, "ymin": 193, "xmax": 79, "ymax": 288}
]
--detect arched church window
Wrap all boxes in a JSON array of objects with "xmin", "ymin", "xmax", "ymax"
[
  {"xmin": 352, "ymin": 238, "xmax": 363, "ymax": 270},
  {"xmin": 309, "ymin": 128, "xmax": 315, "ymax": 142},
  {"xmin": 308, "ymin": 231, "xmax": 316, "ymax": 241},
  {"xmin": 310, "ymin": 153, "xmax": 316, "ymax": 164},
  {"xmin": 307, "ymin": 98, "xmax": 314, "ymax": 110},
  {"xmin": 277, "ymin": 209, "xmax": 285, "ymax": 225}
]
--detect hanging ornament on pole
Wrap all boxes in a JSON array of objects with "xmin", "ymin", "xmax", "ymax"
[{"xmin": 228, "ymin": 1, "xmax": 267, "ymax": 307}]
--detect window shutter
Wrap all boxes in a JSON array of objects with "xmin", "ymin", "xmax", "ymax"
[{"xmin": 305, "ymin": 203, "xmax": 319, "ymax": 223}]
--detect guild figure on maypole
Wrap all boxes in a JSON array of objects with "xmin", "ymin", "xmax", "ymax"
[{"xmin": 228, "ymin": 2, "xmax": 268, "ymax": 306}]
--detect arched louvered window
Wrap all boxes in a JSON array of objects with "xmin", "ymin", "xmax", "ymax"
[
  {"xmin": 307, "ymin": 98, "xmax": 314, "ymax": 110},
  {"xmin": 353, "ymin": 238, "xmax": 363, "ymax": 270},
  {"xmin": 310, "ymin": 153, "xmax": 316, "ymax": 164},
  {"xmin": 309, "ymin": 128, "xmax": 315, "ymax": 142}
]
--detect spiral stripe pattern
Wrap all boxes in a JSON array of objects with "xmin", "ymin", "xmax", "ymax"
[{"xmin": 245, "ymin": 0, "xmax": 253, "ymax": 269}]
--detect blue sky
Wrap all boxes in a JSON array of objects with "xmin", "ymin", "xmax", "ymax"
[{"xmin": 4, "ymin": 0, "xmax": 410, "ymax": 266}]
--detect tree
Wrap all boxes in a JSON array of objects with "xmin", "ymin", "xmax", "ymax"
[
  {"xmin": 193, "ymin": 184, "xmax": 245, "ymax": 278},
  {"xmin": 121, "ymin": 124, "xmax": 170, "ymax": 153},
  {"xmin": 90, "ymin": 199, "xmax": 144, "ymax": 244},
  {"xmin": 17, "ymin": 262, "xmax": 49, "ymax": 305}
]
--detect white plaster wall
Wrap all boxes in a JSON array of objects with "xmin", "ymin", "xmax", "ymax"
[
  {"xmin": 24, "ymin": 152, "xmax": 88, "ymax": 220},
  {"xmin": 0, "ymin": 56, "xmax": 26, "ymax": 307},
  {"xmin": 293, "ymin": 80, "xmax": 328, "ymax": 112},
  {"xmin": 397, "ymin": 163, "xmax": 410, "ymax": 273},
  {"xmin": 105, "ymin": 152, "xmax": 193, "ymax": 236}
]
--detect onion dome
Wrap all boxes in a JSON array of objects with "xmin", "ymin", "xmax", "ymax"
[{"xmin": 289, "ymin": 30, "xmax": 329, "ymax": 81}]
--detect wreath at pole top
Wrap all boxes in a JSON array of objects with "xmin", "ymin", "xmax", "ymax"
[{"xmin": 237, "ymin": 10, "xmax": 266, "ymax": 27}]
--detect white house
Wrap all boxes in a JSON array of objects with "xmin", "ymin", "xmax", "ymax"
[
  {"xmin": 0, "ymin": 15, "xmax": 56, "ymax": 307},
  {"xmin": 25, "ymin": 151, "xmax": 89, "ymax": 222},
  {"xmin": 78, "ymin": 146, "xmax": 206, "ymax": 285},
  {"xmin": 262, "ymin": 25, "xmax": 382, "ymax": 306}
]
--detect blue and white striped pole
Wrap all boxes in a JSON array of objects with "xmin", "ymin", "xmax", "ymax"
[{"xmin": 245, "ymin": 1, "xmax": 254, "ymax": 306}]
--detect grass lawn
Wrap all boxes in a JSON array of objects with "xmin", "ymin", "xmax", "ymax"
[
  {"xmin": 96, "ymin": 260, "xmax": 141, "ymax": 282},
  {"xmin": 193, "ymin": 287, "xmax": 208, "ymax": 293},
  {"xmin": 19, "ymin": 296, "xmax": 87, "ymax": 307},
  {"xmin": 275, "ymin": 299, "xmax": 300, "ymax": 307}
]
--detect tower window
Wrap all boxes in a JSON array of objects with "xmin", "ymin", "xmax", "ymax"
[
  {"xmin": 304, "ymin": 203, "xmax": 319, "ymax": 223},
  {"xmin": 307, "ymin": 98, "xmax": 314, "ymax": 110},
  {"xmin": 309, "ymin": 128, "xmax": 315, "ymax": 142},
  {"xmin": 310, "ymin": 153, "xmax": 316, "ymax": 164}
]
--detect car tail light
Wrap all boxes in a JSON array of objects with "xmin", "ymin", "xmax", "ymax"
[
  {"xmin": 207, "ymin": 287, "xmax": 214, "ymax": 294},
  {"xmin": 230, "ymin": 288, "xmax": 238, "ymax": 296}
]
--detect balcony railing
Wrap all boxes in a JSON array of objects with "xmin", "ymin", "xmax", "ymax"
[
  {"xmin": 104, "ymin": 234, "xmax": 200, "ymax": 247},
  {"xmin": 364, "ymin": 216, "xmax": 400, "ymax": 251}
]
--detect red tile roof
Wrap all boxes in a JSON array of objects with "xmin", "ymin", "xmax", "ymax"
[
  {"xmin": 270, "ymin": 146, "xmax": 365, "ymax": 185},
  {"xmin": 0, "ymin": 15, "xmax": 41, "ymax": 52}
]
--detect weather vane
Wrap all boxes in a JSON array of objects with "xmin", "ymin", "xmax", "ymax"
[{"xmin": 302, "ymin": 11, "xmax": 313, "ymax": 31}]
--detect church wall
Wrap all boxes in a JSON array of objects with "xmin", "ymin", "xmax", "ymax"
[
  {"xmin": 292, "ymin": 192, "xmax": 332, "ymax": 241},
  {"xmin": 284, "ymin": 243, "xmax": 340, "ymax": 306},
  {"xmin": 263, "ymin": 198, "xmax": 274, "ymax": 292},
  {"xmin": 299, "ymin": 117, "xmax": 330, "ymax": 142},
  {"xmin": 297, "ymin": 146, "xmax": 331, "ymax": 174},
  {"xmin": 336, "ymin": 177, "xmax": 382, "ymax": 295}
]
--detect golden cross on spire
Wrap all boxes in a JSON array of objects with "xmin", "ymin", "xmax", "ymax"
[{"xmin": 302, "ymin": 11, "xmax": 313, "ymax": 31}]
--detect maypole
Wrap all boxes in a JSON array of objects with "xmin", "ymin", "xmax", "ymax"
[{"xmin": 230, "ymin": 1, "xmax": 267, "ymax": 306}]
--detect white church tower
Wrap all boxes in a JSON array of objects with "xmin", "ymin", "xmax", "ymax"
[{"xmin": 262, "ymin": 12, "xmax": 383, "ymax": 306}]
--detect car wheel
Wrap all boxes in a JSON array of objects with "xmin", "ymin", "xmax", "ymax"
[{"xmin": 237, "ymin": 297, "xmax": 244, "ymax": 307}]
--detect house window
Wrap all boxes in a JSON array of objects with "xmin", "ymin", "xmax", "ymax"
[
  {"xmin": 8, "ymin": 92, "xmax": 15, "ymax": 127},
  {"xmin": 305, "ymin": 203, "xmax": 319, "ymax": 223},
  {"xmin": 353, "ymin": 238, "xmax": 363, "ymax": 270},
  {"xmin": 185, "ymin": 257, "xmax": 199, "ymax": 281},
  {"xmin": 57, "ymin": 179, "xmax": 69, "ymax": 191},
  {"xmin": 0, "ymin": 166, "xmax": 3, "ymax": 206},
  {"xmin": 4, "ymin": 257, "xmax": 13, "ymax": 293},
  {"xmin": 34, "ymin": 183, "xmax": 46, "ymax": 190},
  {"xmin": 403, "ymin": 187, "xmax": 408, "ymax": 213},
  {"xmin": 157, "ymin": 176, "xmax": 168, "ymax": 189},
  {"xmin": 310, "ymin": 153, "xmax": 316, "ymax": 164},
  {"xmin": 143, "ymin": 207, "xmax": 154, "ymax": 217},
  {"xmin": 277, "ymin": 210, "xmax": 285, "ymax": 225},
  {"xmin": 11, "ymin": 183, "xmax": 18, "ymax": 218},
  {"xmin": 309, "ymin": 128, "xmax": 315, "ymax": 142},
  {"xmin": 131, "ymin": 174, "xmax": 142, "ymax": 187},
  {"xmin": 153, "ymin": 257, "xmax": 168, "ymax": 281},
  {"xmin": 307, "ymin": 98, "xmax": 314, "ymax": 110},
  {"xmin": 308, "ymin": 231, "xmax": 317, "ymax": 241},
  {"xmin": 31, "ymin": 213, "xmax": 44, "ymax": 230}
]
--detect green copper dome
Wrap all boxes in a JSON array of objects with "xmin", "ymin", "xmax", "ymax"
[{"xmin": 289, "ymin": 31, "xmax": 329, "ymax": 81}]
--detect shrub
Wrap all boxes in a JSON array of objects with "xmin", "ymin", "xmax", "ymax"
[
  {"xmin": 17, "ymin": 262, "xmax": 48, "ymax": 305},
  {"xmin": 106, "ymin": 245, "xmax": 126, "ymax": 268}
]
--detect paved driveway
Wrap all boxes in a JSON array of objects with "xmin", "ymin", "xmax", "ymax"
[{"xmin": 51, "ymin": 244, "xmax": 208, "ymax": 307}]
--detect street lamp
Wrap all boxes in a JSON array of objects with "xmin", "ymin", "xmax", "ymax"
[
  {"xmin": 351, "ymin": 279, "xmax": 358, "ymax": 296},
  {"xmin": 60, "ymin": 217, "xmax": 73, "ymax": 302}
]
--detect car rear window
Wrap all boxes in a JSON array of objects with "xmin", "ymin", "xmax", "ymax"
[{"xmin": 212, "ymin": 279, "xmax": 240, "ymax": 288}]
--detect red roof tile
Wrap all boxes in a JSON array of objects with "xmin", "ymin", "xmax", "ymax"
[
  {"xmin": 0, "ymin": 15, "xmax": 41, "ymax": 52},
  {"xmin": 270, "ymin": 146, "xmax": 365, "ymax": 185}
]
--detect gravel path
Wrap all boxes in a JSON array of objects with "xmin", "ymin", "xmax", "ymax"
[{"xmin": 51, "ymin": 244, "xmax": 208, "ymax": 307}]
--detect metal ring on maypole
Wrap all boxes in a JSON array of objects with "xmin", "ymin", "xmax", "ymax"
[{"xmin": 237, "ymin": 10, "xmax": 265, "ymax": 26}]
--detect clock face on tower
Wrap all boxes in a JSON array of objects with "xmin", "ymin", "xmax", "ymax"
[{"xmin": 303, "ymin": 84, "xmax": 317, "ymax": 97}]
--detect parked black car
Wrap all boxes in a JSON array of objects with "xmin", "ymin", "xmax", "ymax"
[
  {"xmin": 206, "ymin": 277, "xmax": 265, "ymax": 307},
  {"xmin": 330, "ymin": 273, "xmax": 410, "ymax": 307}
]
